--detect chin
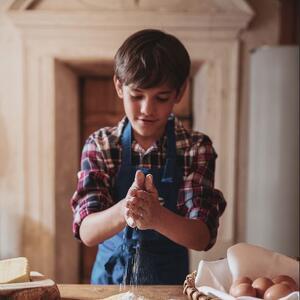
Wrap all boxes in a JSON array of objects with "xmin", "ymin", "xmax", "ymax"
[
  {"xmin": 131, "ymin": 119, "xmax": 164, "ymax": 139},
  {"xmin": 136, "ymin": 128, "xmax": 155, "ymax": 137}
]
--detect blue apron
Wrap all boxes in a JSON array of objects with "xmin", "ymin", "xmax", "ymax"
[{"xmin": 91, "ymin": 117, "xmax": 189, "ymax": 285}]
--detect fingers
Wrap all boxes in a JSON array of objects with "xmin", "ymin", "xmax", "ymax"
[
  {"xmin": 126, "ymin": 216, "xmax": 136, "ymax": 228},
  {"xmin": 129, "ymin": 207, "xmax": 145, "ymax": 219},
  {"xmin": 130, "ymin": 171, "xmax": 154, "ymax": 195},
  {"xmin": 125, "ymin": 204, "xmax": 145, "ymax": 228},
  {"xmin": 125, "ymin": 204, "xmax": 141, "ymax": 228},
  {"xmin": 126, "ymin": 195, "xmax": 139, "ymax": 207},
  {"xmin": 133, "ymin": 170, "xmax": 145, "ymax": 189},
  {"xmin": 135, "ymin": 190, "xmax": 150, "ymax": 201},
  {"xmin": 126, "ymin": 197, "xmax": 146, "ymax": 217},
  {"xmin": 124, "ymin": 172, "xmax": 157, "ymax": 230},
  {"xmin": 145, "ymin": 174, "xmax": 156, "ymax": 193},
  {"xmin": 127, "ymin": 170, "xmax": 145, "ymax": 198},
  {"xmin": 128, "ymin": 187, "xmax": 137, "ymax": 197}
]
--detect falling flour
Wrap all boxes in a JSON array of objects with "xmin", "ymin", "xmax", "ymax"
[
  {"xmin": 122, "ymin": 228, "xmax": 146, "ymax": 286},
  {"xmin": 102, "ymin": 291, "xmax": 146, "ymax": 300}
]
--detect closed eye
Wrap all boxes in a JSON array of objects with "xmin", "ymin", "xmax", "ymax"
[
  {"xmin": 130, "ymin": 94, "xmax": 143, "ymax": 100},
  {"xmin": 157, "ymin": 97, "xmax": 170, "ymax": 102}
]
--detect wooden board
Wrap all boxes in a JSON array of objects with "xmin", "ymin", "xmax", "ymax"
[
  {"xmin": 58, "ymin": 284, "xmax": 187, "ymax": 300},
  {"xmin": 0, "ymin": 272, "xmax": 60, "ymax": 300}
]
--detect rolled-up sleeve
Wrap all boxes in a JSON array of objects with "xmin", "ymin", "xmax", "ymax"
[
  {"xmin": 177, "ymin": 136, "xmax": 226, "ymax": 250},
  {"xmin": 70, "ymin": 137, "xmax": 114, "ymax": 240}
]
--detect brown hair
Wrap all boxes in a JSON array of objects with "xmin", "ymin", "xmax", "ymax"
[{"xmin": 114, "ymin": 29, "xmax": 190, "ymax": 91}]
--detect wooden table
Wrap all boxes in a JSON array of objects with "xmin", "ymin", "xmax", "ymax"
[{"xmin": 58, "ymin": 284, "xmax": 187, "ymax": 300}]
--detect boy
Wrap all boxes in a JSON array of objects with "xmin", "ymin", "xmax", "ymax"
[{"xmin": 71, "ymin": 29, "xmax": 226, "ymax": 285}]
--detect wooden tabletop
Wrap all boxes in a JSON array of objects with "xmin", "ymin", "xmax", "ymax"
[{"xmin": 58, "ymin": 284, "xmax": 187, "ymax": 300}]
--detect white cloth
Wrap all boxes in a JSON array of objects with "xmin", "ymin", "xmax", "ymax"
[
  {"xmin": 195, "ymin": 258, "xmax": 232, "ymax": 293},
  {"xmin": 195, "ymin": 243, "xmax": 299, "ymax": 300},
  {"xmin": 227, "ymin": 243, "xmax": 299, "ymax": 283}
]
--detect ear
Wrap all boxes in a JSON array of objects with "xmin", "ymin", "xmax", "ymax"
[
  {"xmin": 174, "ymin": 80, "xmax": 188, "ymax": 104},
  {"xmin": 113, "ymin": 75, "xmax": 124, "ymax": 98}
]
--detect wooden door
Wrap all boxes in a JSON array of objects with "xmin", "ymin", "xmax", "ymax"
[{"xmin": 79, "ymin": 76, "xmax": 192, "ymax": 283}]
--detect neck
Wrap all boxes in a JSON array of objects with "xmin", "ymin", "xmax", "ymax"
[{"xmin": 133, "ymin": 133, "xmax": 157, "ymax": 151}]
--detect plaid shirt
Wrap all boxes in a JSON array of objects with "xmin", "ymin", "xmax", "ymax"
[{"xmin": 71, "ymin": 116, "xmax": 226, "ymax": 250}]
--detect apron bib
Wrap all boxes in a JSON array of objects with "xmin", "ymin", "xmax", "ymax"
[{"xmin": 91, "ymin": 117, "xmax": 189, "ymax": 284}]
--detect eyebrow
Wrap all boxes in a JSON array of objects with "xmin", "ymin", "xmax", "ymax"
[{"xmin": 131, "ymin": 88, "xmax": 173, "ymax": 94}]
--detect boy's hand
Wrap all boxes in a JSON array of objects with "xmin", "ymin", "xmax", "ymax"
[
  {"xmin": 124, "ymin": 170, "xmax": 145, "ymax": 228},
  {"xmin": 126, "ymin": 174, "xmax": 162, "ymax": 230}
]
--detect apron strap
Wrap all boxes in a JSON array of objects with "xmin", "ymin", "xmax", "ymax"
[
  {"xmin": 120, "ymin": 119, "xmax": 132, "ymax": 166},
  {"xmin": 162, "ymin": 117, "xmax": 176, "ymax": 183}
]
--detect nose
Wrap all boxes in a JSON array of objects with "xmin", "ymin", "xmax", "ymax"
[{"xmin": 140, "ymin": 98, "xmax": 155, "ymax": 116}]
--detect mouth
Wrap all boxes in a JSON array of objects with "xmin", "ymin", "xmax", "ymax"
[{"xmin": 137, "ymin": 118, "xmax": 157, "ymax": 123}]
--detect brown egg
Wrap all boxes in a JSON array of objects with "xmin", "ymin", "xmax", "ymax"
[
  {"xmin": 281, "ymin": 281, "xmax": 298, "ymax": 291},
  {"xmin": 230, "ymin": 283, "xmax": 257, "ymax": 298},
  {"xmin": 230, "ymin": 277, "xmax": 254, "ymax": 297},
  {"xmin": 232, "ymin": 276, "xmax": 253, "ymax": 286},
  {"xmin": 272, "ymin": 275, "xmax": 298, "ymax": 290},
  {"xmin": 264, "ymin": 283, "xmax": 294, "ymax": 300},
  {"xmin": 252, "ymin": 277, "xmax": 274, "ymax": 298}
]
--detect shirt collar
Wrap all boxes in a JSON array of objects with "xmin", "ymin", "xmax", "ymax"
[{"xmin": 116, "ymin": 115, "xmax": 191, "ymax": 151}]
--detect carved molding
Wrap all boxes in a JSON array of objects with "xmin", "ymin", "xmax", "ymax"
[
  {"xmin": 5, "ymin": 0, "xmax": 254, "ymax": 15},
  {"xmin": 7, "ymin": 11, "xmax": 253, "ymax": 35}
]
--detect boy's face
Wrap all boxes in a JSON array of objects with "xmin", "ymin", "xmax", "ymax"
[{"xmin": 114, "ymin": 77, "xmax": 184, "ymax": 148}]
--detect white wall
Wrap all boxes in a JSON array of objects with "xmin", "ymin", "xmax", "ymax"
[
  {"xmin": 236, "ymin": 0, "xmax": 282, "ymax": 242},
  {"xmin": 245, "ymin": 46, "xmax": 299, "ymax": 257},
  {"xmin": 0, "ymin": 13, "xmax": 25, "ymax": 258}
]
